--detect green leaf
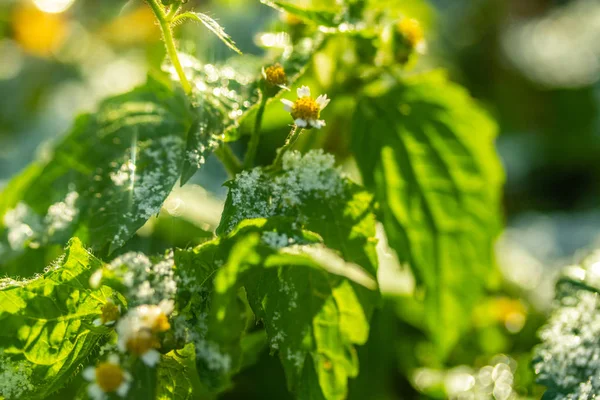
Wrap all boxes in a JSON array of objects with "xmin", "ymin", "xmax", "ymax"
[
  {"xmin": 261, "ymin": 0, "xmax": 342, "ymax": 27},
  {"xmin": 533, "ymin": 254, "xmax": 600, "ymax": 398},
  {"xmin": 351, "ymin": 72, "xmax": 504, "ymax": 357},
  {"xmin": 213, "ymin": 149, "xmax": 380, "ymax": 399},
  {"xmin": 0, "ymin": 238, "xmax": 113, "ymax": 399},
  {"xmin": 0, "ymin": 77, "xmax": 194, "ymax": 266},
  {"xmin": 212, "ymin": 218, "xmax": 378, "ymax": 400},
  {"xmin": 156, "ymin": 351, "xmax": 194, "ymax": 400},
  {"xmin": 177, "ymin": 12, "xmax": 242, "ymax": 55}
]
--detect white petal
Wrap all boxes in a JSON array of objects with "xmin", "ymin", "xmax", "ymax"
[
  {"xmin": 117, "ymin": 338, "xmax": 127, "ymax": 352},
  {"xmin": 311, "ymin": 120, "xmax": 326, "ymax": 129},
  {"xmin": 295, "ymin": 119, "xmax": 308, "ymax": 128},
  {"xmin": 82, "ymin": 367, "xmax": 96, "ymax": 381},
  {"xmin": 416, "ymin": 41, "xmax": 427, "ymax": 54},
  {"xmin": 123, "ymin": 371, "xmax": 133, "ymax": 381},
  {"xmin": 281, "ymin": 99, "xmax": 294, "ymax": 112},
  {"xmin": 315, "ymin": 94, "xmax": 330, "ymax": 110},
  {"xmin": 93, "ymin": 318, "xmax": 102, "ymax": 327},
  {"xmin": 87, "ymin": 383, "xmax": 105, "ymax": 400},
  {"xmin": 141, "ymin": 349, "xmax": 161, "ymax": 367},
  {"xmin": 89, "ymin": 270, "xmax": 102, "ymax": 288},
  {"xmin": 297, "ymin": 86, "xmax": 310, "ymax": 98},
  {"xmin": 159, "ymin": 299, "xmax": 174, "ymax": 315},
  {"xmin": 105, "ymin": 320, "xmax": 115, "ymax": 326},
  {"xmin": 107, "ymin": 354, "xmax": 120, "ymax": 364},
  {"xmin": 116, "ymin": 382, "xmax": 130, "ymax": 397}
]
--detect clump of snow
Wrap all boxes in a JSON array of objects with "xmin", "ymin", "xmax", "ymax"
[
  {"xmin": 0, "ymin": 354, "xmax": 34, "ymax": 399},
  {"xmin": 226, "ymin": 150, "xmax": 345, "ymax": 232}
]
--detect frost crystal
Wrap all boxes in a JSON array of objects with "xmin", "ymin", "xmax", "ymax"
[
  {"xmin": 0, "ymin": 355, "xmax": 34, "ymax": 399},
  {"xmin": 226, "ymin": 150, "xmax": 345, "ymax": 232}
]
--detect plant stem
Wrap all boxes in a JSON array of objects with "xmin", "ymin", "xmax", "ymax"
[
  {"xmin": 146, "ymin": 0, "xmax": 192, "ymax": 95},
  {"xmin": 215, "ymin": 145, "xmax": 243, "ymax": 177},
  {"xmin": 271, "ymin": 125, "xmax": 302, "ymax": 170},
  {"xmin": 244, "ymin": 93, "xmax": 268, "ymax": 169}
]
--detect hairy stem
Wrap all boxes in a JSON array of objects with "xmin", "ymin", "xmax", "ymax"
[
  {"xmin": 244, "ymin": 92, "xmax": 268, "ymax": 169},
  {"xmin": 146, "ymin": 0, "xmax": 192, "ymax": 95},
  {"xmin": 271, "ymin": 125, "xmax": 302, "ymax": 169},
  {"xmin": 215, "ymin": 145, "xmax": 243, "ymax": 177}
]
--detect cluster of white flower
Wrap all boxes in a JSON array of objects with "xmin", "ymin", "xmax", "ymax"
[
  {"xmin": 45, "ymin": 191, "xmax": 79, "ymax": 234},
  {"xmin": 3, "ymin": 191, "xmax": 80, "ymax": 253},
  {"xmin": 534, "ymin": 289, "xmax": 600, "ymax": 397},
  {"xmin": 226, "ymin": 149, "xmax": 345, "ymax": 232},
  {"xmin": 0, "ymin": 355, "xmax": 34, "ymax": 399},
  {"xmin": 98, "ymin": 251, "xmax": 177, "ymax": 306},
  {"xmin": 261, "ymin": 231, "xmax": 293, "ymax": 249}
]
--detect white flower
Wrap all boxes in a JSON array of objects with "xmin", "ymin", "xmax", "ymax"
[
  {"xmin": 281, "ymin": 86, "xmax": 330, "ymax": 129},
  {"xmin": 115, "ymin": 301, "xmax": 173, "ymax": 367},
  {"xmin": 83, "ymin": 354, "xmax": 131, "ymax": 400}
]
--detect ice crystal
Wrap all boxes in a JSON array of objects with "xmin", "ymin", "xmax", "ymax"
[{"xmin": 226, "ymin": 150, "xmax": 344, "ymax": 232}]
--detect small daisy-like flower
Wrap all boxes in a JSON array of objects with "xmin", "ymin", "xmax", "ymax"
[
  {"xmin": 397, "ymin": 18, "xmax": 426, "ymax": 54},
  {"xmin": 281, "ymin": 86, "xmax": 330, "ymax": 129},
  {"xmin": 93, "ymin": 299, "xmax": 121, "ymax": 327},
  {"xmin": 83, "ymin": 354, "xmax": 132, "ymax": 400},
  {"xmin": 136, "ymin": 300, "xmax": 173, "ymax": 333},
  {"xmin": 263, "ymin": 63, "xmax": 288, "ymax": 87},
  {"xmin": 116, "ymin": 300, "xmax": 173, "ymax": 367}
]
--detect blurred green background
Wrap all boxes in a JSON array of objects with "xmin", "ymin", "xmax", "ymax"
[{"xmin": 1, "ymin": 0, "xmax": 598, "ymax": 398}]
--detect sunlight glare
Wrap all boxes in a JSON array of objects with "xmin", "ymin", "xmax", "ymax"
[{"xmin": 33, "ymin": 0, "xmax": 75, "ymax": 14}]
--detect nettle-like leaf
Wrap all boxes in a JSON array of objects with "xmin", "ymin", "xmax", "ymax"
[
  {"xmin": 179, "ymin": 217, "xmax": 377, "ymax": 400},
  {"xmin": 351, "ymin": 72, "xmax": 504, "ymax": 356},
  {"xmin": 211, "ymin": 150, "xmax": 379, "ymax": 399},
  {"xmin": 533, "ymin": 253, "xmax": 600, "ymax": 399},
  {"xmin": 0, "ymin": 77, "xmax": 195, "ymax": 267},
  {"xmin": 177, "ymin": 12, "xmax": 242, "ymax": 54},
  {"xmin": 171, "ymin": 36, "xmax": 324, "ymax": 183},
  {"xmin": 261, "ymin": 0, "xmax": 342, "ymax": 27},
  {"xmin": 0, "ymin": 238, "xmax": 113, "ymax": 399}
]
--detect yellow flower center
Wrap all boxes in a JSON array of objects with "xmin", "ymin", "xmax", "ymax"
[
  {"xmin": 126, "ymin": 330, "xmax": 160, "ymax": 355},
  {"xmin": 152, "ymin": 313, "xmax": 171, "ymax": 333},
  {"xmin": 291, "ymin": 97, "xmax": 320, "ymax": 121},
  {"xmin": 100, "ymin": 302, "xmax": 120, "ymax": 324},
  {"xmin": 95, "ymin": 362, "xmax": 124, "ymax": 393},
  {"xmin": 397, "ymin": 18, "xmax": 424, "ymax": 48},
  {"xmin": 264, "ymin": 63, "xmax": 287, "ymax": 86}
]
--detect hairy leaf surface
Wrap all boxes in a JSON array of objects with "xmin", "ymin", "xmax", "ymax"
[
  {"xmin": 0, "ymin": 238, "xmax": 113, "ymax": 399},
  {"xmin": 0, "ymin": 77, "xmax": 194, "ymax": 266}
]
